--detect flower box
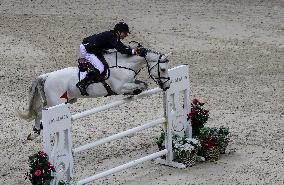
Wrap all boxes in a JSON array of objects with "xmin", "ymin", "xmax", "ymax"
[
  {"xmin": 197, "ymin": 127, "xmax": 231, "ymax": 161},
  {"xmin": 204, "ymin": 146, "xmax": 220, "ymax": 161},
  {"xmin": 175, "ymin": 149, "xmax": 198, "ymax": 167},
  {"xmin": 156, "ymin": 130, "xmax": 199, "ymax": 167}
]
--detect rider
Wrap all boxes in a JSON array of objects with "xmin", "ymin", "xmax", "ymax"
[{"xmin": 76, "ymin": 22, "xmax": 141, "ymax": 96}]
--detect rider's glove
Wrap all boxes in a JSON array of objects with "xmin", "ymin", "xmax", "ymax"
[{"xmin": 136, "ymin": 47, "xmax": 147, "ymax": 57}]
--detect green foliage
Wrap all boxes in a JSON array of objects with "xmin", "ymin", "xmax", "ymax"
[{"xmin": 156, "ymin": 129, "xmax": 166, "ymax": 151}]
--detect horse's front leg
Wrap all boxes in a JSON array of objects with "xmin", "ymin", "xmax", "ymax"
[{"xmin": 120, "ymin": 80, "xmax": 148, "ymax": 95}]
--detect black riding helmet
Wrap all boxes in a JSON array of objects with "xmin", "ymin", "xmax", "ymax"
[{"xmin": 114, "ymin": 22, "xmax": 130, "ymax": 33}]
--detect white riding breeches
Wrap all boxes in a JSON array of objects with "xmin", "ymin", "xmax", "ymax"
[{"xmin": 79, "ymin": 43, "xmax": 104, "ymax": 80}]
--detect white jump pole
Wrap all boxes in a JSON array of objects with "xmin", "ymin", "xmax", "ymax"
[
  {"xmin": 77, "ymin": 149, "xmax": 168, "ymax": 185},
  {"xmin": 73, "ymin": 117, "xmax": 166, "ymax": 155}
]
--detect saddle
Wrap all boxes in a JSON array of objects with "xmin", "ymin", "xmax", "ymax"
[
  {"xmin": 78, "ymin": 58, "xmax": 95, "ymax": 71},
  {"xmin": 77, "ymin": 56, "xmax": 109, "ymax": 82}
]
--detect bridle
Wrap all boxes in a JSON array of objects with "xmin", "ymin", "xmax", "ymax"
[{"xmin": 143, "ymin": 51, "xmax": 170, "ymax": 91}]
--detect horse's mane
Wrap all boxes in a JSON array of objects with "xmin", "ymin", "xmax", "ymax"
[
  {"xmin": 145, "ymin": 48, "xmax": 163, "ymax": 55},
  {"xmin": 104, "ymin": 48, "xmax": 163, "ymax": 56},
  {"xmin": 103, "ymin": 50, "xmax": 117, "ymax": 55}
]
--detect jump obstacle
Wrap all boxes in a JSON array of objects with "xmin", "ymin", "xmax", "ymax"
[{"xmin": 42, "ymin": 65, "xmax": 191, "ymax": 184}]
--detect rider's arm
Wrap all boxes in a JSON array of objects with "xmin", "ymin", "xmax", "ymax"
[{"xmin": 108, "ymin": 35, "xmax": 135, "ymax": 55}]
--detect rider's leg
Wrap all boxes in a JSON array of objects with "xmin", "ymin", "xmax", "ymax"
[
  {"xmin": 76, "ymin": 69, "xmax": 101, "ymax": 96},
  {"xmin": 76, "ymin": 57, "xmax": 102, "ymax": 96},
  {"xmin": 79, "ymin": 43, "xmax": 104, "ymax": 74},
  {"xmin": 85, "ymin": 53, "xmax": 104, "ymax": 74},
  {"xmin": 77, "ymin": 44, "xmax": 104, "ymax": 96}
]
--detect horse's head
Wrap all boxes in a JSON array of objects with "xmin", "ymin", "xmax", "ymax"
[{"xmin": 143, "ymin": 49, "xmax": 171, "ymax": 91}]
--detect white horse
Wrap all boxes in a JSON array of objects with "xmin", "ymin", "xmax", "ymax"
[{"xmin": 17, "ymin": 48, "xmax": 171, "ymax": 139}]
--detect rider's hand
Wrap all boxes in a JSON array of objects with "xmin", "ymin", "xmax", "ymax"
[
  {"xmin": 135, "ymin": 47, "xmax": 147, "ymax": 57},
  {"xmin": 134, "ymin": 48, "xmax": 139, "ymax": 55}
]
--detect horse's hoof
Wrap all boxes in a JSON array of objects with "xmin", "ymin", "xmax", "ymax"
[
  {"xmin": 27, "ymin": 132, "xmax": 40, "ymax": 140},
  {"xmin": 133, "ymin": 89, "xmax": 142, "ymax": 95},
  {"xmin": 134, "ymin": 80, "xmax": 148, "ymax": 90}
]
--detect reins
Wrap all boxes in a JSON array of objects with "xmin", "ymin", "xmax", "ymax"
[{"xmin": 109, "ymin": 52, "xmax": 141, "ymax": 76}]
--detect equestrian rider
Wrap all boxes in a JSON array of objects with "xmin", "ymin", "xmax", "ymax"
[{"xmin": 76, "ymin": 22, "xmax": 141, "ymax": 96}]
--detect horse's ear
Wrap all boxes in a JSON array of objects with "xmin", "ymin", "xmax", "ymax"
[{"xmin": 164, "ymin": 52, "xmax": 172, "ymax": 58}]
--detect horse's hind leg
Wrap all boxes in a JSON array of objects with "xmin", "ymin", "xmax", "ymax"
[
  {"xmin": 27, "ymin": 94, "xmax": 43, "ymax": 140},
  {"xmin": 27, "ymin": 111, "xmax": 42, "ymax": 140},
  {"xmin": 35, "ymin": 110, "xmax": 42, "ymax": 131}
]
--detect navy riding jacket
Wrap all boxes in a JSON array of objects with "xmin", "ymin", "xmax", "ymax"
[{"xmin": 82, "ymin": 30, "xmax": 133, "ymax": 55}]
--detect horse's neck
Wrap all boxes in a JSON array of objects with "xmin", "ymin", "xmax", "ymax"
[{"xmin": 105, "ymin": 52, "xmax": 145, "ymax": 71}]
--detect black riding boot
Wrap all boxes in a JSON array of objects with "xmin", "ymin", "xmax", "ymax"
[
  {"xmin": 76, "ymin": 78, "xmax": 90, "ymax": 96},
  {"xmin": 76, "ymin": 69, "xmax": 101, "ymax": 96}
]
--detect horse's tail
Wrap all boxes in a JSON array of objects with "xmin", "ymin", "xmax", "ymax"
[{"xmin": 16, "ymin": 75, "xmax": 47, "ymax": 121}]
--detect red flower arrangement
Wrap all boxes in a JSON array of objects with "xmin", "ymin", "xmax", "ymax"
[
  {"xmin": 187, "ymin": 98, "xmax": 209, "ymax": 137},
  {"xmin": 199, "ymin": 134, "xmax": 215, "ymax": 150},
  {"xmin": 197, "ymin": 127, "xmax": 231, "ymax": 161},
  {"xmin": 26, "ymin": 150, "xmax": 55, "ymax": 185}
]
